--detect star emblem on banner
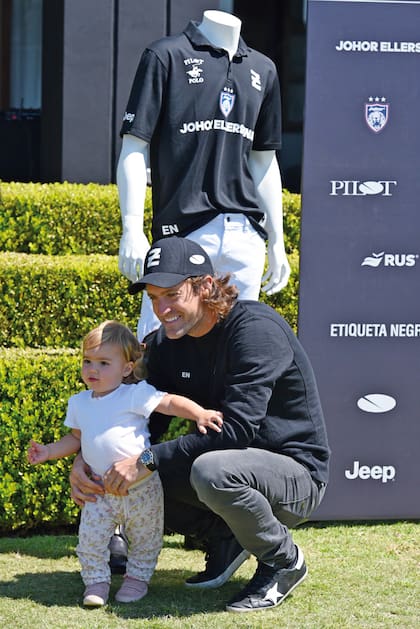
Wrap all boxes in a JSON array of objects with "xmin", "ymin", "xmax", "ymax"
[{"xmin": 368, "ymin": 96, "xmax": 387, "ymax": 103}]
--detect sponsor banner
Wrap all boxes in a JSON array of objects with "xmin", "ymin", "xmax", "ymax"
[{"xmin": 299, "ymin": 1, "xmax": 420, "ymax": 519}]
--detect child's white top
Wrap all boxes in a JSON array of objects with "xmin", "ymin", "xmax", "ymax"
[{"xmin": 64, "ymin": 382, "xmax": 166, "ymax": 476}]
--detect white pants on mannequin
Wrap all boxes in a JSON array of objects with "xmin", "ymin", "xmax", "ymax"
[{"xmin": 137, "ymin": 214, "xmax": 266, "ymax": 340}]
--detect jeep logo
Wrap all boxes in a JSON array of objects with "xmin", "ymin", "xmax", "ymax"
[{"xmin": 345, "ymin": 460, "xmax": 396, "ymax": 483}]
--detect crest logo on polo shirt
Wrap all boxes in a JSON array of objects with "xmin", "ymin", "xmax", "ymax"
[
  {"xmin": 219, "ymin": 89, "xmax": 235, "ymax": 117},
  {"xmin": 365, "ymin": 97, "xmax": 389, "ymax": 133}
]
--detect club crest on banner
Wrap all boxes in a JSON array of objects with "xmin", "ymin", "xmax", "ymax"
[
  {"xmin": 219, "ymin": 90, "xmax": 235, "ymax": 117},
  {"xmin": 365, "ymin": 97, "xmax": 389, "ymax": 133}
]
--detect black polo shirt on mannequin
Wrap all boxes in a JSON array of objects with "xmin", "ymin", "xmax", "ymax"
[{"xmin": 120, "ymin": 21, "xmax": 282, "ymax": 241}]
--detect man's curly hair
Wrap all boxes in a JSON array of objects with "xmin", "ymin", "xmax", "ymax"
[{"xmin": 189, "ymin": 273, "xmax": 238, "ymax": 320}]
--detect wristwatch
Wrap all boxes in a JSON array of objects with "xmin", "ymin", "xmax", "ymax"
[{"xmin": 138, "ymin": 448, "xmax": 156, "ymax": 472}]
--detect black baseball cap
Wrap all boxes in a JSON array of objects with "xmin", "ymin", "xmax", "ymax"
[{"xmin": 128, "ymin": 236, "xmax": 214, "ymax": 294}]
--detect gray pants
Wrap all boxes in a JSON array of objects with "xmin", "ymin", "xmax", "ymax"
[{"xmin": 161, "ymin": 448, "xmax": 325, "ymax": 568}]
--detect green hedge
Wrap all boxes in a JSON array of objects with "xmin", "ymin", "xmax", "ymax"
[
  {"xmin": 0, "ymin": 252, "xmax": 141, "ymax": 348},
  {"xmin": 0, "ymin": 348, "xmax": 82, "ymax": 533},
  {"xmin": 0, "ymin": 182, "xmax": 299, "ymax": 257},
  {"xmin": 0, "ymin": 182, "xmax": 122, "ymax": 255}
]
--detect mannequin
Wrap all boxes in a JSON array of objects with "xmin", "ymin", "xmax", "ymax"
[{"xmin": 117, "ymin": 10, "xmax": 290, "ymax": 339}]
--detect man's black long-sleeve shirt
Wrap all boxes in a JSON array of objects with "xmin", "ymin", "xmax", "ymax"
[{"xmin": 147, "ymin": 300, "xmax": 330, "ymax": 485}]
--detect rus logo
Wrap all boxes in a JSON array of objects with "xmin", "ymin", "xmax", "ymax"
[{"xmin": 361, "ymin": 252, "xmax": 418, "ymax": 268}]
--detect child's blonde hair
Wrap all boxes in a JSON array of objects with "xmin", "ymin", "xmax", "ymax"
[{"xmin": 82, "ymin": 320, "xmax": 146, "ymax": 383}]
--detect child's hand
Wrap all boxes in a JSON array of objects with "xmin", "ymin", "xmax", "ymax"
[
  {"xmin": 196, "ymin": 410, "xmax": 223, "ymax": 435},
  {"xmin": 27, "ymin": 439, "xmax": 49, "ymax": 465}
]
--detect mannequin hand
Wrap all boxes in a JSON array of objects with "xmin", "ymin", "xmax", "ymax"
[
  {"xmin": 261, "ymin": 240, "xmax": 291, "ymax": 295},
  {"xmin": 118, "ymin": 220, "xmax": 150, "ymax": 282}
]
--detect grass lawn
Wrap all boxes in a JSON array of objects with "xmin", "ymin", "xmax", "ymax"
[{"xmin": 0, "ymin": 521, "xmax": 418, "ymax": 629}]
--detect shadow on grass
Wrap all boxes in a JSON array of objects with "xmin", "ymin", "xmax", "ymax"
[
  {"xmin": 0, "ymin": 570, "xmax": 82, "ymax": 607},
  {"xmin": 301, "ymin": 519, "xmax": 417, "ymax": 529},
  {"xmin": 0, "ymin": 568, "xmax": 250, "ymax": 617},
  {"xmin": 110, "ymin": 574, "xmax": 246, "ymax": 619},
  {"xmin": 0, "ymin": 535, "xmax": 77, "ymax": 559},
  {"xmin": 0, "ymin": 532, "xmax": 193, "ymax": 558}
]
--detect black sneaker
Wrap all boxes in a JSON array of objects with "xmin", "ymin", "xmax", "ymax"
[
  {"xmin": 108, "ymin": 527, "xmax": 128, "ymax": 575},
  {"xmin": 185, "ymin": 535, "xmax": 250, "ymax": 589},
  {"xmin": 226, "ymin": 545, "xmax": 307, "ymax": 613}
]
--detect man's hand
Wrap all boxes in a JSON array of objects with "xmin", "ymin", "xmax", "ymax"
[
  {"xmin": 261, "ymin": 240, "xmax": 291, "ymax": 295},
  {"xmin": 69, "ymin": 452, "xmax": 104, "ymax": 507},
  {"xmin": 103, "ymin": 455, "xmax": 152, "ymax": 495}
]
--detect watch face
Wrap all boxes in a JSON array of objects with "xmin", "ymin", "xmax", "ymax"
[
  {"xmin": 141, "ymin": 449, "xmax": 154, "ymax": 469},
  {"xmin": 142, "ymin": 451, "xmax": 152, "ymax": 464}
]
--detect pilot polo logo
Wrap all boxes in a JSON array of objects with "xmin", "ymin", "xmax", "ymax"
[
  {"xmin": 186, "ymin": 65, "xmax": 204, "ymax": 84},
  {"xmin": 365, "ymin": 96, "xmax": 389, "ymax": 133},
  {"xmin": 184, "ymin": 57, "xmax": 204, "ymax": 84},
  {"xmin": 219, "ymin": 89, "xmax": 235, "ymax": 117}
]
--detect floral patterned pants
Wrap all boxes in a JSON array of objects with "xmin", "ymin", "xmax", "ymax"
[{"xmin": 76, "ymin": 471, "xmax": 163, "ymax": 585}]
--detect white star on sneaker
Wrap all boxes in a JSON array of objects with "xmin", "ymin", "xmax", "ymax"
[{"xmin": 264, "ymin": 582, "xmax": 284, "ymax": 605}]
